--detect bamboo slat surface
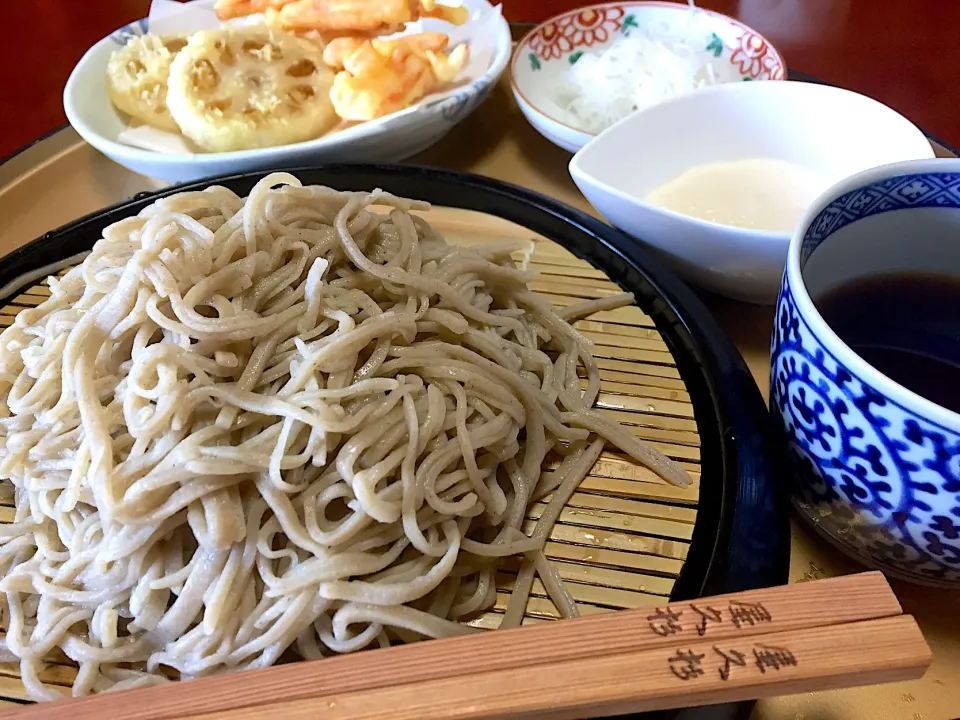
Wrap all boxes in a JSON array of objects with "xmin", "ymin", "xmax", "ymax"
[{"xmin": 0, "ymin": 207, "xmax": 702, "ymax": 703}]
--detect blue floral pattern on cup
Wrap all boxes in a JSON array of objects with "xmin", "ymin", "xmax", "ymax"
[
  {"xmin": 800, "ymin": 172, "xmax": 960, "ymax": 265},
  {"xmin": 110, "ymin": 19, "xmax": 150, "ymax": 46},
  {"xmin": 772, "ymin": 172, "xmax": 960, "ymax": 586}
]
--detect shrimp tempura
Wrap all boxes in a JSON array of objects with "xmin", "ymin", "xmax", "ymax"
[
  {"xmin": 323, "ymin": 32, "xmax": 468, "ymax": 121},
  {"xmin": 215, "ymin": 0, "xmax": 468, "ymax": 37}
]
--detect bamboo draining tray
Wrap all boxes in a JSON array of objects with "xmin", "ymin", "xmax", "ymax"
[{"xmin": 0, "ymin": 206, "xmax": 700, "ymax": 706}]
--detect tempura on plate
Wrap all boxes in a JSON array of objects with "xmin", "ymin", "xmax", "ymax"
[
  {"xmin": 324, "ymin": 32, "xmax": 469, "ymax": 120},
  {"xmin": 214, "ymin": 0, "xmax": 469, "ymax": 37},
  {"xmin": 105, "ymin": 34, "xmax": 189, "ymax": 132},
  {"xmin": 165, "ymin": 26, "xmax": 338, "ymax": 152},
  {"xmin": 105, "ymin": 0, "xmax": 473, "ymax": 150}
]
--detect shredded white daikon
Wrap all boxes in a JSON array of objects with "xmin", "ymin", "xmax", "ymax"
[{"xmin": 550, "ymin": 17, "xmax": 721, "ymax": 134}]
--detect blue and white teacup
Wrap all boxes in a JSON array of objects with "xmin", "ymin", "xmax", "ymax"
[{"xmin": 771, "ymin": 157, "xmax": 960, "ymax": 587}]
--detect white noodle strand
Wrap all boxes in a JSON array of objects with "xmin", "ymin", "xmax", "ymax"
[{"xmin": 0, "ymin": 175, "xmax": 691, "ymax": 699}]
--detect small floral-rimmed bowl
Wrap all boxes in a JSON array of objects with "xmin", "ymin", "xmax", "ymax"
[{"xmin": 510, "ymin": 1, "xmax": 785, "ymax": 152}]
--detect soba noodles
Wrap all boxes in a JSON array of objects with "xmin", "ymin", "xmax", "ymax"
[{"xmin": 0, "ymin": 174, "xmax": 690, "ymax": 700}]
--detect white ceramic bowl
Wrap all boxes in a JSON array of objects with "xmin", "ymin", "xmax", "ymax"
[
  {"xmin": 63, "ymin": 0, "xmax": 510, "ymax": 183},
  {"xmin": 510, "ymin": 1, "xmax": 785, "ymax": 153},
  {"xmin": 569, "ymin": 80, "xmax": 936, "ymax": 304}
]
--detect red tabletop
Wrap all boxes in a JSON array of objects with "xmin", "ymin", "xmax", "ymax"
[{"xmin": 3, "ymin": 0, "xmax": 960, "ymax": 159}]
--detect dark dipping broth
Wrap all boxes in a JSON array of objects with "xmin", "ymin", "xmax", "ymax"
[{"xmin": 815, "ymin": 272, "xmax": 960, "ymax": 414}]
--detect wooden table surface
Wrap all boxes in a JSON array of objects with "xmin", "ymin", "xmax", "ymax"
[
  {"xmin": 4, "ymin": 0, "xmax": 960, "ymax": 160},
  {"xmin": 1, "ymin": 2, "xmax": 959, "ymax": 719},
  {"xmin": 2, "ymin": 0, "xmax": 960, "ymax": 711}
]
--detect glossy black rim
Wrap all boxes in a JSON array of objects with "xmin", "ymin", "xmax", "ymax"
[{"xmin": 0, "ymin": 166, "xmax": 789, "ymax": 720}]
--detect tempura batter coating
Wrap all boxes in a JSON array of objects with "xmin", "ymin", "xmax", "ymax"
[
  {"xmin": 214, "ymin": 0, "xmax": 468, "ymax": 37},
  {"xmin": 324, "ymin": 33, "xmax": 468, "ymax": 121},
  {"xmin": 166, "ymin": 26, "xmax": 337, "ymax": 152},
  {"xmin": 106, "ymin": 34, "xmax": 188, "ymax": 131}
]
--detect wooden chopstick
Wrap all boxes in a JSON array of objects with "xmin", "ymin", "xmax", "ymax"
[
  {"xmin": 2, "ymin": 572, "xmax": 929, "ymax": 720},
  {"xmin": 186, "ymin": 615, "xmax": 929, "ymax": 720}
]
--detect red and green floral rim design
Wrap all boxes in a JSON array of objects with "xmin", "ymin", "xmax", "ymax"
[{"xmin": 516, "ymin": 1, "xmax": 786, "ymax": 81}]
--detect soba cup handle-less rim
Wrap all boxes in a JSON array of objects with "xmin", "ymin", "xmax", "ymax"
[
  {"xmin": 0, "ymin": 163, "xmax": 789, "ymax": 720},
  {"xmin": 773, "ymin": 156, "xmax": 960, "ymax": 587}
]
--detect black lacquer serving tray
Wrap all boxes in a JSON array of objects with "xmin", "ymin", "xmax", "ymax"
[{"xmin": 0, "ymin": 164, "xmax": 789, "ymax": 719}]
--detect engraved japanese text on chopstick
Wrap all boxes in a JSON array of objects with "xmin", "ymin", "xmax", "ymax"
[
  {"xmin": 669, "ymin": 641, "xmax": 799, "ymax": 683},
  {"xmin": 647, "ymin": 600, "xmax": 773, "ymax": 638},
  {"xmin": 0, "ymin": 573, "xmax": 927, "ymax": 719}
]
